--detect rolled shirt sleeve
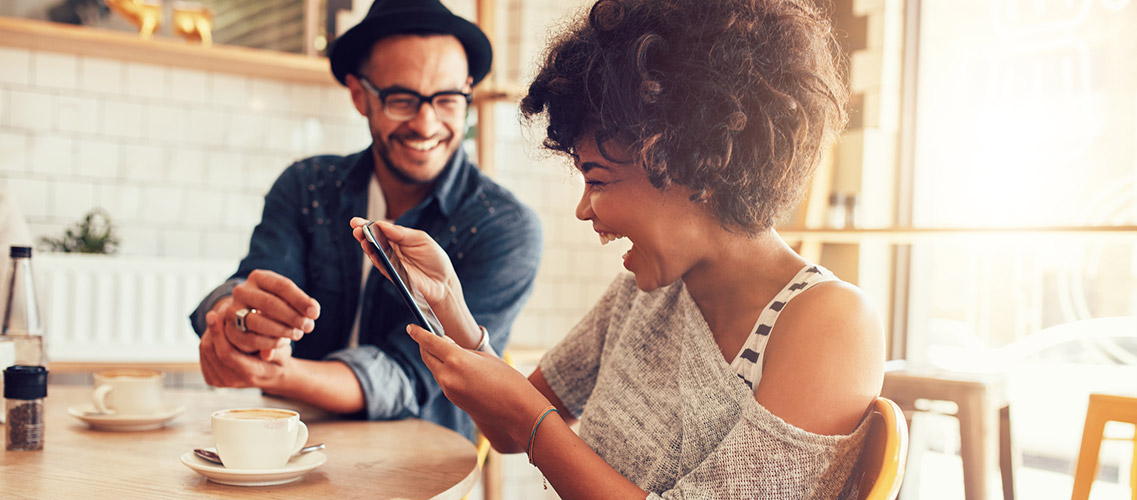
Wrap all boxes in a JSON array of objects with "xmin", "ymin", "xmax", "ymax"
[{"xmin": 325, "ymin": 345, "xmax": 420, "ymax": 419}]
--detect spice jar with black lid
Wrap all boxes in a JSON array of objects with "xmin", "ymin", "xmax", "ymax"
[{"xmin": 5, "ymin": 365, "xmax": 47, "ymax": 451}]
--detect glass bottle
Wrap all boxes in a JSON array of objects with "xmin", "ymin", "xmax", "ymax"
[
  {"xmin": 5, "ymin": 365, "xmax": 47, "ymax": 451},
  {"xmin": 1, "ymin": 246, "xmax": 45, "ymax": 424}
]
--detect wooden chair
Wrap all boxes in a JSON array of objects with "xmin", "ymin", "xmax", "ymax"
[
  {"xmin": 1071, "ymin": 393, "xmax": 1137, "ymax": 500},
  {"xmin": 465, "ymin": 351, "xmax": 515, "ymax": 500},
  {"xmin": 857, "ymin": 397, "xmax": 910, "ymax": 500}
]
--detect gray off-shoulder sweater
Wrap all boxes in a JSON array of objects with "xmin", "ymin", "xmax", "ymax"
[{"xmin": 539, "ymin": 273, "xmax": 868, "ymax": 500}]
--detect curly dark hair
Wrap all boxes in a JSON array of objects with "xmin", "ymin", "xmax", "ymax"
[{"xmin": 521, "ymin": 0, "xmax": 847, "ymax": 232}]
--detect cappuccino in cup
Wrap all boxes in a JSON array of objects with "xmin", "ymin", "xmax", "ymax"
[
  {"xmin": 211, "ymin": 408, "xmax": 309, "ymax": 470},
  {"xmin": 92, "ymin": 369, "xmax": 164, "ymax": 415}
]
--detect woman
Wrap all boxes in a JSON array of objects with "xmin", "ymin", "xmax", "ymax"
[{"xmin": 352, "ymin": 0, "xmax": 884, "ymax": 497}]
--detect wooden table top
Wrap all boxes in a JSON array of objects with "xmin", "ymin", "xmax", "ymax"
[{"xmin": 1, "ymin": 385, "xmax": 478, "ymax": 499}]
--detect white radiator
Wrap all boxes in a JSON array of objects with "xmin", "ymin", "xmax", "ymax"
[{"xmin": 35, "ymin": 254, "xmax": 234, "ymax": 363}]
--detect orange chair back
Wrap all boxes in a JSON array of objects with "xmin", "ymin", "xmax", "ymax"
[{"xmin": 856, "ymin": 397, "xmax": 910, "ymax": 500}]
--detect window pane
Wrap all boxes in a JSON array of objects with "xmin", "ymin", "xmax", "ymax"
[
  {"xmin": 908, "ymin": 2, "xmax": 1137, "ymax": 494},
  {"xmin": 912, "ymin": 0, "xmax": 1137, "ymax": 228}
]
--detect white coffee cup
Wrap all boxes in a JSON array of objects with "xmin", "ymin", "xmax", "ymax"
[
  {"xmin": 92, "ymin": 369, "xmax": 164, "ymax": 415},
  {"xmin": 211, "ymin": 408, "xmax": 309, "ymax": 470}
]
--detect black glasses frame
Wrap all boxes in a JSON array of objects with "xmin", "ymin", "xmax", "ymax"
[{"xmin": 357, "ymin": 76, "xmax": 472, "ymax": 121}]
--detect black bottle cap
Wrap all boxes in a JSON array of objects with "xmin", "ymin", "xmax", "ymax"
[
  {"xmin": 4, "ymin": 365, "xmax": 48, "ymax": 399},
  {"xmin": 10, "ymin": 246, "xmax": 31, "ymax": 258}
]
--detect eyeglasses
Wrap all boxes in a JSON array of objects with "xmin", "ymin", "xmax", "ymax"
[{"xmin": 358, "ymin": 76, "xmax": 472, "ymax": 122}]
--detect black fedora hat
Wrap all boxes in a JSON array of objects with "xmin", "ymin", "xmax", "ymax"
[{"xmin": 328, "ymin": 0, "xmax": 492, "ymax": 87}]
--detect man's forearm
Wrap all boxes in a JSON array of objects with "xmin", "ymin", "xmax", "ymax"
[{"xmin": 268, "ymin": 358, "xmax": 366, "ymax": 415}]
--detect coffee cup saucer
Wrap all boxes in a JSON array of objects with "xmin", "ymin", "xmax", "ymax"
[
  {"xmin": 67, "ymin": 403, "xmax": 185, "ymax": 431},
  {"xmin": 180, "ymin": 448, "xmax": 328, "ymax": 487}
]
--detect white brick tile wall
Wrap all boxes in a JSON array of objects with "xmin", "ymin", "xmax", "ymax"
[
  {"xmin": 9, "ymin": 89, "xmax": 53, "ymax": 132},
  {"xmin": 75, "ymin": 139, "xmax": 121, "ymax": 178},
  {"xmin": 115, "ymin": 226, "xmax": 160, "ymax": 256},
  {"xmin": 97, "ymin": 184, "xmax": 143, "ymax": 223},
  {"xmin": 322, "ymin": 87, "xmax": 357, "ymax": 119},
  {"xmin": 209, "ymin": 73, "xmax": 249, "ymax": 108},
  {"xmin": 79, "ymin": 57, "xmax": 124, "ymax": 96},
  {"xmin": 122, "ymin": 143, "xmax": 167, "ymax": 182},
  {"xmin": 225, "ymin": 194, "xmax": 264, "ymax": 230},
  {"xmin": 203, "ymin": 229, "xmax": 250, "ymax": 260},
  {"xmin": 56, "ymin": 94, "xmax": 99, "ymax": 135},
  {"xmin": 206, "ymin": 150, "xmax": 244, "ymax": 188},
  {"xmin": 145, "ymin": 103, "xmax": 188, "ymax": 144},
  {"xmin": 6, "ymin": 177, "xmax": 49, "ymax": 217},
  {"xmin": 101, "ymin": 99, "xmax": 145, "ymax": 139},
  {"xmin": 186, "ymin": 107, "xmax": 228, "ymax": 147},
  {"xmin": 227, "ymin": 111, "xmax": 268, "ymax": 148},
  {"xmin": 141, "ymin": 185, "xmax": 184, "ymax": 223},
  {"xmin": 181, "ymin": 188, "xmax": 226, "ymax": 225},
  {"xmin": 249, "ymin": 78, "xmax": 287, "ymax": 112},
  {"xmin": 289, "ymin": 83, "xmax": 324, "ymax": 116},
  {"xmin": 245, "ymin": 153, "xmax": 285, "ymax": 193},
  {"xmin": 261, "ymin": 114, "xmax": 290, "ymax": 152},
  {"xmin": 28, "ymin": 135, "xmax": 74, "ymax": 176},
  {"xmin": 161, "ymin": 226, "xmax": 204, "ymax": 258},
  {"xmin": 51, "ymin": 179, "xmax": 97, "ymax": 220},
  {"xmin": 123, "ymin": 62, "xmax": 168, "ymax": 100},
  {"xmin": 32, "ymin": 52, "xmax": 78, "ymax": 91},
  {"xmin": 0, "ymin": 131, "xmax": 29, "ymax": 174},
  {"xmin": 0, "ymin": 87, "xmax": 8, "ymax": 126},
  {"xmin": 169, "ymin": 67, "xmax": 209, "ymax": 104},
  {"xmin": 0, "ymin": 47, "xmax": 31, "ymax": 86},
  {"xmin": 168, "ymin": 147, "xmax": 209, "ymax": 185},
  {"xmin": 326, "ymin": 122, "xmax": 371, "ymax": 153},
  {"xmin": 294, "ymin": 117, "xmax": 327, "ymax": 156}
]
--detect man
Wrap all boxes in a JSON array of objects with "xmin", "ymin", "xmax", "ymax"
[{"xmin": 189, "ymin": 0, "xmax": 542, "ymax": 441}]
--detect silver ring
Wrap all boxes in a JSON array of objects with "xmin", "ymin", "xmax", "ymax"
[{"xmin": 234, "ymin": 307, "xmax": 256, "ymax": 332}]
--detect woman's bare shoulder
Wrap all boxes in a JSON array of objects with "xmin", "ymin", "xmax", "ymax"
[{"xmin": 753, "ymin": 280, "xmax": 885, "ymax": 436}]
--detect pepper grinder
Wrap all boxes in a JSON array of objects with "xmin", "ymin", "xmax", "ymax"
[{"xmin": 5, "ymin": 365, "xmax": 47, "ymax": 451}]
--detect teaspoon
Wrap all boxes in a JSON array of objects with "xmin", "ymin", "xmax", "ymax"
[{"xmin": 193, "ymin": 443, "xmax": 326, "ymax": 466}]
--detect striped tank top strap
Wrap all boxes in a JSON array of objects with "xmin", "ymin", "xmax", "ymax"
[{"xmin": 730, "ymin": 265, "xmax": 838, "ymax": 392}]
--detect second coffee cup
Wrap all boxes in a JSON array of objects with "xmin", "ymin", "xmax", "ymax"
[
  {"xmin": 211, "ymin": 408, "xmax": 309, "ymax": 470},
  {"xmin": 92, "ymin": 369, "xmax": 164, "ymax": 415}
]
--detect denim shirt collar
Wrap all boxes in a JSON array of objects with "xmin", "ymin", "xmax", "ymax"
[{"xmin": 341, "ymin": 145, "xmax": 473, "ymax": 219}]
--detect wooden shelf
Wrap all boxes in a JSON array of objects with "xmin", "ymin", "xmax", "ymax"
[
  {"xmin": 778, "ymin": 225, "xmax": 1137, "ymax": 244},
  {"xmin": 0, "ymin": 16, "xmax": 337, "ymax": 85}
]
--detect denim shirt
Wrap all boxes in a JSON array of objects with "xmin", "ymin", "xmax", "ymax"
[{"xmin": 190, "ymin": 147, "xmax": 542, "ymax": 440}]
